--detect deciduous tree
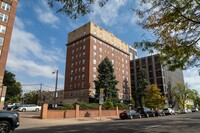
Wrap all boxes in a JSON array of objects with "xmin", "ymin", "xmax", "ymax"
[
  {"xmin": 134, "ymin": 0, "xmax": 200, "ymax": 70},
  {"xmin": 24, "ymin": 91, "xmax": 39, "ymax": 104},
  {"xmin": 174, "ymin": 83, "xmax": 192, "ymax": 109},
  {"xmin": 145, "ymin": 84, "xmax": 165, "ymax": 109},
  {"xmin": 3, "ymin": 70, "xmax": 22, "ymax": 102}
]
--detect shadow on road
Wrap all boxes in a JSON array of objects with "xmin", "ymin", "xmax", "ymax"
[{"xmin": 15, "ymin": 113, "xmax": 200, "ymax": 133}]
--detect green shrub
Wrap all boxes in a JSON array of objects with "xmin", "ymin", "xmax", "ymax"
[
  {"xmin": 79, "ymin": 102, "xmax": 99, "ymax": 110},
  {"xmin": 102, "ymin": 100, "xmax": 114, "ymax": 110},
  {"xmin": 116, "ymin": 103, "xmax": 129, "ymax": 110}
]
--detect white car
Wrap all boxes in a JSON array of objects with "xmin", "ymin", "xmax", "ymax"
[
  {"xmin": 163, "ymin": 108, "xmax": 175, "ymax": 115},
  {"xmin": 191, "ymin": 108, "xmax": 199, "ymax": 112},
  {"xmin": 16, "ymin": 104, "xmax": 41, "ymax": 112}
]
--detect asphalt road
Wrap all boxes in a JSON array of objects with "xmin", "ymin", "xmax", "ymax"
[{"xmin": 15, "ymin": 112, "xmax": 200, "ymax": 133}]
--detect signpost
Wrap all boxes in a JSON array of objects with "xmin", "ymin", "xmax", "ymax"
[{"xmin": 99, "ymin": 88, "xmax": 104, "ymax": 121}]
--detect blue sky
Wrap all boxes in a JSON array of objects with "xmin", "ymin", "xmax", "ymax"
[{"xmin": 6, "ymin": 0, "xmax": 200, "ymax": 94}]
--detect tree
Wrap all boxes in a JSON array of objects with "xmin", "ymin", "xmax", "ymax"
[
  {"xmin": 174, "ymin": 83, "xmax": 192, "ymax": 109},
  {"xmin": 47, "ymin": 0, "xmax": 108, "ymax": 19},
  {"xmin": 3, "ymin": 70, "xmax": 22, "ymax": 102},
  {"xmin": 135, "ymin": 68, "xmax": 149, "ymax": 108},
  {"xmin": 134, "ymin": 0, "xmax": 200, "ymax": 70},
  {"xmin": 188, "ymin": 89, "xmax": 200, "ymax": 107},
  {"xmin": 145, "ymin": 84, "xmax": 165, "ymax": 109},
  {"xmin": 167, "ymin": 80, "xmax": 177, "ymax": 108},
  {"xmin": 94, "ymin": 57, "xmax": 119, "ymax": 104},
  {"xmin": 23, "ymin": 91, "xmax": 39, "ymax": 104},
  {"xmin": 48, "ymin": 0, "xmax": 199, "ymax": 70}
]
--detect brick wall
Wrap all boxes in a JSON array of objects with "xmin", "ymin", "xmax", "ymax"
[{"xmin": 41, "ymin": 104, "xmax": 123, "ymax": 119}]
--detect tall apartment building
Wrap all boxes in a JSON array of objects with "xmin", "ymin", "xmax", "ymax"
[
  {"xmin": 0, "ymin": 0, "xmax": 18, "ymax": 109},
  {"xmin": 64, "ymin": 22, "xmax": 136, "ymax": 103},
  {"xmin": 130, "ymin": 54, "xmax": 184, "ymax": 100}
]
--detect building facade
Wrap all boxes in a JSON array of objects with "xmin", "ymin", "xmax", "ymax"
[
  {"xmin": 0, "ymin": 0, "xmax": 18, "ymax": 109},
  {"xmin": 64, "ymin": 22, "xmax": 135, "ymax": 103},
  {"xmin": 37, "ymin": 90, "xmax": 64, "ymax": 105},
  {"xmin": 130, "ymin": 54, "xmax": 184, "ymax": 100}
]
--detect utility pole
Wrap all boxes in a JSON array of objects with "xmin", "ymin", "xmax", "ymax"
[
  {"xmin": 40, "ymin": 83, "xmax": 42, "ymax": 104},
  {"xmin": 52, "ymin": 70, "xmax": 58, "ymax": 108}
]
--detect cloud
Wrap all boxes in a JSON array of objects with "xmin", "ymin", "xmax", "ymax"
[
  {"xmin": 89, "ymin": 0, "xmax": 128, "ymax": 26},
  {"xmin": 183, "ymin": 68, "xmax": 200, "ymax": 93},
  {"xmin": 7, "ymin": 17, "xmax": 65, "ymax": 79},
  {"xmin": 34, "ymin": 1, "xmax": 59, "ymax": 28}
]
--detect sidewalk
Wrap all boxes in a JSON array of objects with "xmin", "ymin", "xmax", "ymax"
[{"xmin": 18, "ymin": 116, "xmax": 119, "ymax": 129}]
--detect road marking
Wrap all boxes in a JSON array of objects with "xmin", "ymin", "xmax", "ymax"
[{"xmin": 145, "ymin": 125, "xmax": 161, "ymax": 129}]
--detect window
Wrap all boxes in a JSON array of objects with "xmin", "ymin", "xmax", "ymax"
[
  {"xmin": 74, "ymin": 84, "xmax": 77, "ymax": 89},
  {"xmin": 94, "ymin": 38, "xmax": 96, "ymax": 43},
  {"xmin": 99, "ymin": 54, "xmax": 102, "ymax": 60},
  {"xmin": 83, "ymin": 52, "xmax": 85, "ymax": 56},
  {"xmin": 0, "ymin": 13, "xmax": 8, "ymax": 22},
  {"xmin": 122, "ymin": 64, "xmax": 124, "ymax": 68},
  {"xmin": 82, "ymin": 75, "xmax": 84, "ymax": 80},
  {"xmin": 93, "ymin": 59, "xmax": 96, "ymax": 64},
  {"xmin": 93, "ymin": 52, "xmax": 96, "ymax": 57},
  {"xmin": 112, "ymin": 53, "xmax": 114, "ymax": 57},
  {"xmin": 78, "ymin": 83, "xmax": 80, "ymax": 88},
  {"xmin": 71, "ymin": 70, "xmax": 73, "ymax": 75},
  {"xmin": 0, "ymin": 25, "xmax": 6, "ymax": 34},
  {"xmin": 93, "ymin": 45, "xmax": 96, "ymax": 50},
  {"xmin": 82, "ymin": 67, "xmax": 85, "ymax": 72},
  {"xmin": 79, "ymin": 60, "xmax": 81, "ymax": 65},
  {"xmin": 83, "ymin": 45, "xmax": 85, "ymax": 50},
  {"xmin": 70, "ymin": 84, "xmax": 72, "ymax": 89},
  {"xmin": 79, "ymin": 68, "xmax": 81, "ymax": 72},
  {"xmin": 82, "ymin": 82, "xmax": 84, "ymax": 88},
  {"xmin": 112, "ymin": 60, "xmax": 114, "ymax": 64},
  {"xmin": 93, "ymin": 67, "xmax": 96, "ymax": 72},
  {"xmin": 1, "ymin": 2, "xmax": 10, "ymax": 11},
  {"xmin": 78, "ymin": 75, "xmax": 80, "ymax": 80},
  {"xmin": 79, "ymin": 53, "xmax": 81, "ymax": 57},
  {"xmin": 99, "ymin": 48, "xmax": 102, "ymax": 52},
  {"xmin": 75, "ymin": 76, "xmax": 77, "ymax": 80},
  {"xmin": 75, "ymin": 69, "xmax": 77, "ymax": 73},
  {"xmin": 71, "ymin": 63, "xmax": 74, "ymax": 68},
  {"xmin": 72, "ymin": 56, "xmax": 74, "ymax": 60},
  {"xmin": 82, "ymin": 59, "xmax": 85, "ymax": 64},
  {"xmin": 93, "ymin": 75, "xmax": 96, "ymax": 80},
  {"xmin": 70, "ymin": 77, "xmax": 73, "ymax": 82}
]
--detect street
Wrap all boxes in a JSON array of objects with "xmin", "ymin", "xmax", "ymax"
[{"xmin": 14, "ymin": 112, "xmax": 200, "ymax": 133}]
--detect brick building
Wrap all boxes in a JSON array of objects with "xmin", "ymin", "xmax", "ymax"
[
  {"xmin": 130, "ymin": 54, "xmax": 184, "ymax": 102},
  {"xmin": 0, "ymin": 0, "xmax": 18, "ymax": 109},
  {"xmin": 64, "ymin": 22, "xmax": 137, "ymax": 103}
]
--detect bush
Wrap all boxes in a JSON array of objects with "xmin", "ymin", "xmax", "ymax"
[
  {"xmin": 102, "ymin": 100, "xmax": 114, "ymax": 110},
  {"xmin": 116, "ymin": 103, "xmax": 129, "ymax": 110},
  {"xmin": 78, "ymin": 102, "xmax": 99, "ymax": 110}
]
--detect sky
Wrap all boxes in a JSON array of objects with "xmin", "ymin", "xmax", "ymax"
[{"xmin": 6, "ymin": 0, "xmax": 200, "ymax": 94}]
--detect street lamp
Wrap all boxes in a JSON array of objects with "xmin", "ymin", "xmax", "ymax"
[{"xmin": 52, "ymin": 70, "xmax": 58, "ymax": 108}]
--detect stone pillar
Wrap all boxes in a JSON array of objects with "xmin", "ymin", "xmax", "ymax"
[
  {"xmin": 0, "ymin": 86, "xmax": 7, "ymax": 110},
  {"xmin": 40, "ymin": 103, "xmax": 48, "ymax": 119},
  {"xmin": 75, "ymin": 104, "xmax": 79, "ymax": 118},
  {"xmin": 99, "ymin": 105, "xmax": 102, "ymax": 117},
  {"xmin": 116, "ymin": 106, "xmax": 119, "ymax": 116}
]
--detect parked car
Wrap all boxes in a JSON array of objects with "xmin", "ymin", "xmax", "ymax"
[
  {"xmin": 155, "ymin": 109, "xmax": 165, "ymax": 116},
  {"xmin": 119, "ymin": 110, "xmax": 141, "ymax": 120},
  {"xmin": 0, "ymin": 110, "xmax": 20, "ymax": 133},
  {"xmin": 191, "ymin": 108, "xmax": 199, "ymax": 112},
  {"xmin": 163, "ymin": 108, "xmax": 175, "ymax": 115},
  {"xmin": 180, "ymin": 109, "xmax": 188, "ymax": 114},
  {"xmin": 15, "ymin": 104, "xmax": 41, "ymax": 112},
  {"xmin": 137, "ymin": 107, "xmax": 155, "ymax": 118}
]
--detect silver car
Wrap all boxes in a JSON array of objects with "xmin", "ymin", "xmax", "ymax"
[
  {"xmin": 163, "ymin": 108, "xmax": 175, "ymax": 115},
  {"xmin": 15, "ymin": 104, "xmax": 41, "ymax": 112}
]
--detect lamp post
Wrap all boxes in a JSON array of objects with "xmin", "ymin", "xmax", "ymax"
[{"xmin": 52, "ymin": 70, "xmax": 58, "ymax": 108}]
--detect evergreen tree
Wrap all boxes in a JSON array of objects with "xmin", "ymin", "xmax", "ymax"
[
  {"xmin": 94, "ymin": 57, "xmax": 119, "ymax": 104},
  {"xmin": 135, "ymin": 69, "xmax": 149, "ymax": 108}
]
